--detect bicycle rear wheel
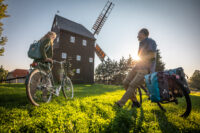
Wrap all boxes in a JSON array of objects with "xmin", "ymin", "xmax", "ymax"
[
  {"xmin": 62, "ymin": 77, "xmax": 74, "ymax": 99},
  {"xmin": 26, "ymin": 69, "xmax": 52, "ymax": 106},
  {"xmin": 157, "ymin": 79, "xmax": 192, "ymax": 118}
]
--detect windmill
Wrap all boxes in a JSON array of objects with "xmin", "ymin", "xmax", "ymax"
[{"xmin": 92, "ymin": 0, "xmax": 115, "ymax": 62}]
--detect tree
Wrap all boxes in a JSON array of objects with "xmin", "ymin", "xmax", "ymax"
[
  {"xmin": 189, "ymin": 70, "xmax": 200, "ymax": 90},
  {"xmin": 155, "ymin": 49, "xmax": 165, "ymax": 71},
  {"xmin": 95, "ymin": 56, "xmax": 136, "ymax": 85},
  {"xmin": 0, "ymin": 65, "xmax": 8, "ymax": 82},
  {"xmin": 0, "ymin": 0, "xmax": 9, "ymax": 56}
]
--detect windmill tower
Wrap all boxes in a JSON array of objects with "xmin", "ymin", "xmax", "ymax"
[{"xmin": 92, "ymin": 0, "xmax": 115, "ymax": 62}]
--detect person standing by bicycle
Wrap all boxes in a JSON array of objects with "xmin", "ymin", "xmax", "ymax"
[{"xmin": 115, "ymin": 28, "xmax": 157, "ymax": 108}]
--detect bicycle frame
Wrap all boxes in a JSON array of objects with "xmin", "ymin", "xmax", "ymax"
[{"xmin": 28, "ymin": 60, "xmax": 69, "ymax": 96}]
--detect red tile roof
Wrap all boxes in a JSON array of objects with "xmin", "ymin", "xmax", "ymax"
[{"xmin": 10, "ymin": 69, "xmax": 29, "ymax": 78}]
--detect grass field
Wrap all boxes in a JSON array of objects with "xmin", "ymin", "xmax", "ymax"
[{"xmin": 0, "ymin": 83, "xmax": 200, "ymax": 133}]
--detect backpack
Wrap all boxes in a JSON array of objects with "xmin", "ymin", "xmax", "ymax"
[
  {"xmin": 145, "ymin": 67, "xmax": 190, "ymax": 102},
  {"xmin": 28, "ymin": 41, "xmax": 50, "ymax": 59}
]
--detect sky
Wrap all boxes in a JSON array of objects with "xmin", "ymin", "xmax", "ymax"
[{"xmin": 0, "ymin": 0, "xmax": 200, "ymax": 77}]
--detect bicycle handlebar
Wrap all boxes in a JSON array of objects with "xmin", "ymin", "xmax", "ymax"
[{"xmin": 53, "ymin": 60, "xmax": 66, "ymax": 64}]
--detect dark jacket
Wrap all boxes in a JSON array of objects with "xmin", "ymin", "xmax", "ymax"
[
  {"xmin": 40, "ymin": 38, "xmax": 53, "ymax": 60},
  {"xmin": 33, "ymin": 38, "xmax": 53, "ymax": 63}
]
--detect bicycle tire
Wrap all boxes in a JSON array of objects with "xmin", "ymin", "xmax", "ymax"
[
  {"xmin": 62, "ymin": 77, "xmax": 74, "ymax": 99},
  {"xmin": 156, "ymin": 79, "xmax": 192, "ymax": 118},
  {"xmin": 26, "ymin": 69, "xmax": 52, "ymax": 106}
]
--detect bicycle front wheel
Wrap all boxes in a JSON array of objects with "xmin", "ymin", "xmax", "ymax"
[
  {"xmin": 26, "ymin": 69, "xmax": 52, "ymax": 106},
  {"xmin": 62, "ymin": 77, "xmax": 74, "ymax": 99}
]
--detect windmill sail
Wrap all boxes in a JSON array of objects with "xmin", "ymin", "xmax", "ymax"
[
  {"xmin": 95, "ymin": 44, "xmax": 106, "ymax": 62},
  {"xmin": 92, "ymin": 1, "xmax": 114, "ymax": 35},
  {"xmin": 92, "ymin": 0, "xmax": 114, "ymax": 62}
]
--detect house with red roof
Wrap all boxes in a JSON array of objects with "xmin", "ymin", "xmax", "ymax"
[{"xmin": 6, "ymin": 69, "xmax": 29, "ymax": 83}]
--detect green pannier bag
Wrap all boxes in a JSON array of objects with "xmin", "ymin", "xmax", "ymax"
[{"xmin": 28, "ymin": 41, "xmax": 50, "ymax": 59}]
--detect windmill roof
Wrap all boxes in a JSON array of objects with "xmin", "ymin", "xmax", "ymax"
[{"xmin": 54, "ymin": 15, "xmax": 95, "ymax": 40}]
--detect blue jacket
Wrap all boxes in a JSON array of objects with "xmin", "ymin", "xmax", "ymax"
[{"xmin": 137, "ymin": 37, "xmax": 157, "ymax": 73}]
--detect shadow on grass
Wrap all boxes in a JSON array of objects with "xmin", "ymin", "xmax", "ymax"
[
  {"xmin": 106, "ymin": 101, "xmax": 145, "ymax": 133},
  {"xmin": 0, "ymin": 83, "xmax": 123, "ymax": 109},
  {"xmin": 154, "ymin": 110, "xmax": 179, "ymax": 133},
  {"xmin": 0, "ymin": 83, "xmax": 29, "ymax": 109},
  {"xmin": 190, "ymin": 95, "xmax": 200, "ymax": 110}
]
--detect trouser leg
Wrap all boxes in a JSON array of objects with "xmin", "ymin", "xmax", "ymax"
[
  {"xmin": 117, "ymin": 70, "xmax": 148, "ymax": 107},
  {"xmin": 123, "ymin": 67, "xmax": 137, "ymax": 101},
  {"xmin": 122, "ymin": 67, "xmax": 137, "ymax": 101},
  {"xmin": 123, "ymin": 67, "xmax": 137, "ymax": 89}
]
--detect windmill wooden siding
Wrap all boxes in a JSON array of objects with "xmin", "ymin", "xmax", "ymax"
[{"xmin": 51, "ymin": 15, "xmax": 96, "ymax": 83}]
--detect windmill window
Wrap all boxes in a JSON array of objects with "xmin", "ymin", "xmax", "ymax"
[
  {"xmin": 57, "ymin": 36, "xmax": 59, "ymax": 43},
  {"xmin": 82, "ymin": 40, "xmax": 87, "ymax": 46},
  {"xmin": 89, "ymin": 57, "xmax": 93, "ymax": 63},
  {"xmin": 76, "ymin": 68, "xmax": 80, "ymax": 74},
  {"xmin": 61, "ymin": 52, "xmax": 67, "ymax": 59},
  {"xmin": 76, "ymin": 55, "xmax": 81, "ymax": 61},
  {"xmin": 70, "ymin": 36, "xmax": 75, "ymax": 43}
]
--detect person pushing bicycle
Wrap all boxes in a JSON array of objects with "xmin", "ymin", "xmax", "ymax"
[
  {"xmin": 115, "ymin": 28, "xmax": 157, "ymax": 108},
  {"xmin": 33, "ymin": 31, "xmax": 57, "ymax": 70},
  {"xmin": 26, "ymin": 31, "xmax": 74, "ymax": 106}
]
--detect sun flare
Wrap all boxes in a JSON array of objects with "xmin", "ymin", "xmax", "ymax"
[{"xmin": 135, "ymin": 55, "xmax": 141, "ymax": 61}]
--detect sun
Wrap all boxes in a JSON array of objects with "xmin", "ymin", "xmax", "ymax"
[{"xmin": 135, "ymin": 55, "xmax": 141, "ymax": 61}]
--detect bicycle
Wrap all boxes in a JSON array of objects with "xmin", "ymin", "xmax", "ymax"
[
  {"xmin": 135, "ymin": 74, "xmax": 192, "ymax": 118},
  {"xmin": 25, "ymin": 60, "xmax": 74, "ymax": 106}
]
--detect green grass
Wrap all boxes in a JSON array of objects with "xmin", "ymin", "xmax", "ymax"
[{"xmin": 0, "ymin": 83, "xmax": 200, "ymax": 133}]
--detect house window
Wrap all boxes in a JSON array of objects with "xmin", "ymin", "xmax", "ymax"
[
  {"xmin": 70, "ymin": 36, "xmax": 75, "ymax": 43},
  {"xmin": 61, "ymin": 52, "xmax": 67, "ymax": 59},
  {"xmin": 76, "ymin": 68, "xmax": 80, "ymax": 74},
  {"xmin": 82, "ymin": 40, "xmax": 87, "ymax": 46},
  {"xmin": 89, "ymin": 57, "xmax": 93, "ymax": 63},
  {"xmin": 55, "ymin": 21, "xmax": 57, "ymax": 26},
  {"xmin": 76, "ymin": 55, "xmax": 81, "ymax": 61}
]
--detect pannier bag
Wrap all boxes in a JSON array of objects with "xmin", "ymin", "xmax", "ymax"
[
  {"xmin": 165, "ymin": 67, "xmax": 190, "ymax": 94},
  {"xmin": 28, "ymin": 41, "xmax": 50, "ymax": 59},
  {"xmin": 145, "ymin": 72, "xmax": 161, "ymax": 102},
  {"xmin": 145, "ymin": 67, "xmax": 190, "ymax": 102}
]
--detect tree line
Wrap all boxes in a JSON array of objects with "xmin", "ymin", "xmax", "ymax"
[
  {"xmin": 95, "ymin": 50, "xmax": 165, "ymax": 85},
  {"xmin": 95, "ymin": 50, "xmax": 200, "ymax": 90}
]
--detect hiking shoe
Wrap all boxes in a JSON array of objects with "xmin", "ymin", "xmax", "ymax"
[{"xmin": 132, "ymin": 101, "xmax": 141, "ymax": 108}]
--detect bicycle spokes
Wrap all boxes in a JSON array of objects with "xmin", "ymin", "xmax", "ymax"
[
  {"xmin": 29, "ymin": 71, "xmax": 52, "ymax": 103},
  {"xmin": 62, "ymin": 78, "xmax": 74, "ymax": 99}
]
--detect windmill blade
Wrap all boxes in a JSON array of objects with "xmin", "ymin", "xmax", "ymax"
[
  {"xmin": 92, "ymin": 0, "xmax": 115, "ymax": 62},
  {"xmin": 95, "ymin": 44, "xmax": 108, "ymax": 62},
  {"xmin": 92, "ymin": 0, "xmax": 115, "ymax": 35}
]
